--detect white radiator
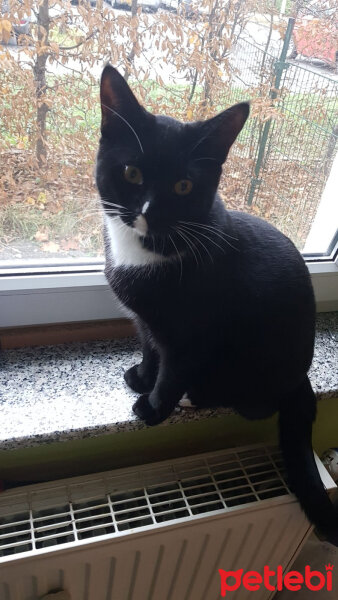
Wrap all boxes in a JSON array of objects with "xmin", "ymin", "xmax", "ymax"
[{"xmin": 0, "ymin": 444, "xmax": 335, "ymax": 600}]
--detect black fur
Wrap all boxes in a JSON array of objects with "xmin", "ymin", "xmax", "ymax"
[{"xmin": 96, "ymin": 64, "xmax": 338, "ymax": 544}]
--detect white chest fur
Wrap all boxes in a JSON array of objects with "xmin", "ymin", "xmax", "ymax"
[{"xmin": 105, "ymin": 216, "xmax": 165, "ymax": 267}]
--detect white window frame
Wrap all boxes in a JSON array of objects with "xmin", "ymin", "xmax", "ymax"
[
  {"xmin": 1, "ymin": 252, "xmax": 337, "ymax": 328},
  {"xmin": 0, "ymin": 269, "xmax": 123, "ymax": 328}
]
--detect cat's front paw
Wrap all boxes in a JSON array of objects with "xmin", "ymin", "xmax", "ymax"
[
  {"xmin": 124, "ymin": 365, "xmax": 154, "ymax": 394},
  {"xmin": 132, "ymin": 394, "xmax": 164, "ymax": 426}
]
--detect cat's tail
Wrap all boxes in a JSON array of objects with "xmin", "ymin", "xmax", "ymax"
[{"xmin": 279, "ymin": 375, "xmax": 338, "ymax": 546}]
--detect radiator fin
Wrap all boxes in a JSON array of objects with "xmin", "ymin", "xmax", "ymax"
[
  {"xmin": 0, "ymin": 446, "xmax": 289, "ymax": 560},
  {"xmin": 0, "ymin": 444, "xmax": 333, "ymax": 600}
]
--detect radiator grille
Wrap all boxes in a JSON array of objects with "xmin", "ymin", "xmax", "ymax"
[{"xmin": 0, "ymin": 446, "xmax": 290, "ymax": 560}]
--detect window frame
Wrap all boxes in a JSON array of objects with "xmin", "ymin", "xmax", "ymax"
[
  {"xmin": 1, "ymin": 252, "xmax": 337, "ymax": 329},
  {"xmin": 0, "ymin": 270, "xmax": 123, "ymax": 328}
]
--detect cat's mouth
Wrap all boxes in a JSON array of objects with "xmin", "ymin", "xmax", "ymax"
[
  {"xmin": 133, "ymin": 214, "xmax": 148, "ymax": 237},
  {"xmin": 112, "ymin": 212, "xmax": 184, "ymax": 259},
  {"xmin": 117, "ymin": 212, "xmax": 170, "ymax": 245},
  {"xmin": 130, "ymin": 214, "xmax": 166, "ymax": 239}
]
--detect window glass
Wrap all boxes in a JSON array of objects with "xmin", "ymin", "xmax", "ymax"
[{"xmin": 0, "ymin": 0, "xmax": 337, "ymax": 270}]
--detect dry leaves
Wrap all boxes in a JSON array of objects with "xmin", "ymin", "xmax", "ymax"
[
  {"xmin": 60, "ymin": 238, "xmax": 80, "ymax": 251},
  {"xmin": 41, "ymin": 241, "xmax": 60, "ymax": 253},
  {"xmin": 0, "ymin": 0, "xmax": 333, "ymax": 258},
  {"xmin": 34, "ymin": 230, "xmax": 49, "ymax": 242}
]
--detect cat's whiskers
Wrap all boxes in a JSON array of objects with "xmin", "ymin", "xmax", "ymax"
[
  {"xmin": 101, "ymin": 103, "xmax": 144, "ymax": 154},
  {"xmin": 75, "ymin": 208, "xmax": 120, "ymax": 219},
  {"xmin": 173, "ymin": 226, "xmax": 201, "ymax": 268},
  {"xmin": 177, "ymin": 224, "xmax": 214, "ymax": 264},
  {"xmin": 180, "ymin": 220, "xmax": 239, "ymax": 242},
  {"xmin": 204, "ymin": 223, "xmax": 238, "ymax": 241},
  {"xmin": 107, "ymin": 215, "xmax": 128, "ymax": 230},
  {"xmin": 147, "ymin": 235, "xmax": 158, "ymax": 275},
  {"xmin": 100, "ymin": 199, "xmax": 129, "ymax": 210},
  {"xmin": 174, "ymin": 227, "xmax": 199, "ymax": 267},
  {"xmin": 82, "ymin": 202, "xmax": 135, "ymax": 227},
  {"xmin": 168, "ymin": 233, "xmax": 183, "ymax": 282},
  {"xmin": 66, "ymin": 202, "xmax": 129, "ymax": 228},
  {"xmin": 70, "ymin": 212, "xmax": 120, "ymax": 228},
  {"xmin": 179, "ymin": 221, "xmax": 239, "ymax": 252},
  {"xmin": 181, "ymin": 224, "xmax": 228, "ymax": 256},
  {"xmin": 72, "ymin": 201, "xmax": 125, "ymax": 215},
  {"xmin": 101, "ymin": 202, "xmax": 133, "ymax": 216}
]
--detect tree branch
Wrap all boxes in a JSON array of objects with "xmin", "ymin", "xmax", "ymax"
[{"xmin": 58, "ymin": 29, "xmax": 97, "ymax": 51}]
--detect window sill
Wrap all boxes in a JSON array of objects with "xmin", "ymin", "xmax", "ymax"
[
  {"xmin": 0, "ymin": 318, "xmax": 135, "ymax": 349},
  {"xmin": 0, "ymin": 313, "xmax": 337, "ymax": 453}
]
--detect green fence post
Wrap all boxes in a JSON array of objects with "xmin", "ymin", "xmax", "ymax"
[{"xmin": 246, "ymin": 17, "xmax": 295, "ymax": 206}]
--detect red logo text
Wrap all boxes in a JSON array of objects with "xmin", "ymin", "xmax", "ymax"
[{"xmin": 219, "ymin": 564, "xmax": 334, "ymax": 596}]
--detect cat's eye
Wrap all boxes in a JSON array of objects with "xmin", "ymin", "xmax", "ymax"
[
  {"xmin": 124, "ymin": 165, "xmax": 143, "ymax": 185},
  {"xmin": 174, "ymin": 179, "xmax": 193, "ymax": 196}
]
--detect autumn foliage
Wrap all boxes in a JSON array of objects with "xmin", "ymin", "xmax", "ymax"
[{"xmin": 0, "ymin": 0, "xmax": 336, "ymax": 260}]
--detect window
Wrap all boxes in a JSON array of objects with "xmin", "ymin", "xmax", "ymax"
[{"xmin": 1, "ymin": 0, "xmax": 337, "ymax": 327}]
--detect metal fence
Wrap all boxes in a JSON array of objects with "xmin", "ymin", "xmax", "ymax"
[{"xmin": 225, "ymin": 19, "xmax": 338, "ymax": 251}]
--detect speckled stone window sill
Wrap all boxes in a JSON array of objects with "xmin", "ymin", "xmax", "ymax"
[{"xmin": 0, "ymin": 313, "xmax": 337, "ymax": 451}]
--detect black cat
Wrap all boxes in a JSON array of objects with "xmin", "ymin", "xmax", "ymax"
[{"xmin": 96, "ymin": 64, "xmax": 338, "ymax": 545}]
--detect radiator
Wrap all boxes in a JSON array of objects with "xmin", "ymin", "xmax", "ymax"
[{"xmin": 0, "ymin": 444, "xmax": 335, "ymax": 600}]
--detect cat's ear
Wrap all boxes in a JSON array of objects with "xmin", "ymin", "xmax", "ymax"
[
  {"xmin": 194, "ymin": 102, "xmax": 250, "ymax": 163},
  {"xmin": 100, "ymin": 64, "xmax": 143, "ymax": 136}
]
